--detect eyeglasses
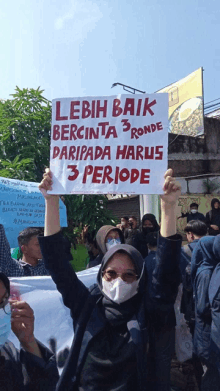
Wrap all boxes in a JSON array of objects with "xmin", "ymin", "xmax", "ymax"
[
  {"xmin": 0, "ymin": 296, "xmax": 11, "ymax": 315},
  {"xmin": 102, "ymin": 270, "xmax": 138, "ymax": 284}
]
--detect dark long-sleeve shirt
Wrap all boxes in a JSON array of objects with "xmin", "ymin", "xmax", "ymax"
[
  {"xmin": 0, "ymin": 340, "xmax": 59, "ymax": 390},
  {"xmin": 206, "ymin": 210, "xmax": 220, "ymax": 235},
  {"xmin": 181, "ymin": 212, "xmax": 206, "ymax": 223}
]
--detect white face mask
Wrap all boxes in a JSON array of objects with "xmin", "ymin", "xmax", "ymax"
[
  {"xmin": 106, "ymin": 238, "xmax": 121, "ymax": 251},
  {"xmin": 102, "ymin": 277, "xmax": 139, "ymax": 304},
  {"xmin": 191, "ymin": 209, "xmax": 198, "ymax": 214}
]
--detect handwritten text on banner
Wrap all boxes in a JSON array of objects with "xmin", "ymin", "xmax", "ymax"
[
  {"xmin": 50, "ymin": 93, "xmax": 168, "ymax": 195},
  {"xmin": 0, "ymin": 177, "xmax": 67, "ymax": 248}
]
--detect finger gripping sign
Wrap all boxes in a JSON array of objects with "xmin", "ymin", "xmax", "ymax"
[{"xmin": 50, "ymin": 94, "xmax": 168, "ymax": 195}]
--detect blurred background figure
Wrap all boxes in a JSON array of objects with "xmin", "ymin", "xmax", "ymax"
[
  {"xmin": 178, "ymin": 202, "xmax": 206, "ymax": 223},
  {"xmin": 206, "ymin": 198, "xmax": 220, "ymax": 236},
  {"xmin": 142, "ymin": 214, "xmax": 160, "ymax": 235},
  {"xmin": 180, "ymin": 220, "xmax": 208, "ymax": 335},
  {"xmin": 116, "ymin": 216, "xmax": 129, "ymax": 234},
  {"xmin": 134, "ymin": 214, "xmax": 160, "ymax": 259},
  {"xmin": 124, "ymin": 215, "xmax": 140, "ymax": 248},
  {"xmin": 82, "ymin": 225, "xmax": 100, "ymax": 269},
  {"xmin": 86, "ymin": 225, "xmax": 124, "ymax": 268},
  {"xmin": 128, "ymin": 216, "xmax": 139, "ymax": 230},
  {"xmin": 144, "ymin": 232, "xmax": 158, "ymax": 294}
]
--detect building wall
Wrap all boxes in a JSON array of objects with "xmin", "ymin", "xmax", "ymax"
[
  {"xmin": 168, "ymin": 117, "xmax": 220, "ymax": 177},
  {"xmin": 177, "ymin": 175, "xmax": 220, "ymax": 194}
]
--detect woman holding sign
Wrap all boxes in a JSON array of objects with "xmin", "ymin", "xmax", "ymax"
[{"xmin": 39, "ymin": 168, "xmax": 181, "ymax": 391}]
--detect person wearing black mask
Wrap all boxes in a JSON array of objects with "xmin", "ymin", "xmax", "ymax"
[
  {"xmin": 206, "ymin": 198, "xmax": 220, "ymax": 236},
  {"xmin": 134, "ymin": 214, "xmax": 160, "ymax": 258},
  {"xmin": 142, "ymin": 214, "xmax": 160, "ymax": 236}
]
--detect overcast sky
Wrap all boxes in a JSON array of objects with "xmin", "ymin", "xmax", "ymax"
[{"xmin": 1, "ymin": 0, "xmax": 220, "ymax": 103}]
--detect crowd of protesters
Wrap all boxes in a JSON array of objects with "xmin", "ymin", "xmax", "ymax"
[{"xmin": 1, "ymin": 172, "xmax": 220, "ymax": 389}]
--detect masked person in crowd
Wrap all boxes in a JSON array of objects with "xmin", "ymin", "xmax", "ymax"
[
  {"xmin": 206, "ymin": 198, "xmax": 220, "ymax": 236},
  {"xmin": 142, "ymin": 214, "xmax": 160, "ymax": 236},
  {"xmin": 124, "ymin": 216, "xmax": 140, "ymax": 248},
  {"xmin": 134, "ymin": 213, "xmax": 160, "ymax": 259},
  {"xmin": 86, "ymin": 225, "xmax": 124, "ymax": 268},
  {"xmin": 39, "ymin": 168, "xmax": 181, "ymax": 391},
  {"xmin": 0, "ymin": 226, "xmax": 50, "ymax": 277},
  {"xmin": 0, "ymin": 272, "xmax": 59, "ymax": 390},
  {"xmin": 178, "ymin": 203, "xmax": 206, "ymax": 223},
  {"xmin": 116, "ymin": 216, "xmax": 129, "ymax": 234},
  {"xmin": 128, "ymin": 216, "xmax": 138, "ymax": 230},
  {"xmin": 82, "ymin": 226, "xmax": 100, "ymax": 267}
]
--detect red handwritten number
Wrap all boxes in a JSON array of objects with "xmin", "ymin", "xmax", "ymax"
[
  {"xmin": 121, "ymin": 119, "xmax": 131, "ymax": 132},
  {"xmin": 67, "ymin": 165, "xmax": 79, "ymax": 181}
]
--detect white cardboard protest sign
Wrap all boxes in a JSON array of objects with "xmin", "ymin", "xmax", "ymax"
[{"xmin": 50, "ymin": 93, "xmax": 168, "ymax": 195}]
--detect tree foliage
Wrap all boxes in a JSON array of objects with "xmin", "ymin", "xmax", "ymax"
[
  {"xmin": 63, "ymin": 194, "xmax": 118, "ymax": 243},
  {"xmin": 0, "ymin": 86, "xmax": 117, "ymax": 240},
  {"xmin": 0, "ymin": 86, "xmax": 51, "ymax": 181}
]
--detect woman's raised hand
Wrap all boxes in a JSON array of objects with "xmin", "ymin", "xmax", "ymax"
[
  {"xmin": 39, "ymin": 168, "xmax": 57, "ymax": 200},
  {"xmin": 160, "ymin": 169, "xmax": 181, "ymax": 207}
]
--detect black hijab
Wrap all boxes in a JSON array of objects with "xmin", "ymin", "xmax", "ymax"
[
  {"xmin": 141, "ymin": 213, "xmax": 160, "ymax": 236},
  {"xmin": 97, "ymin": 244, "xmax": 146, "ymax": 326},
  {"xmin": 211, "ymin": 198, "xmax": 220, "ymax": 210},
  {"xmin": 211, "ymin": 198, "xmax": 220, "ymax": 216}
]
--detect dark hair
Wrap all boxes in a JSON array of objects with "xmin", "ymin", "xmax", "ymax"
[
  {"xmin": 146, "ymin": 232, "xmax": 158, "ymax": 248},
  {"xmin": 184, "ymin": 220, "xmax": 207, "ymax": 237},
  {"xmin": 190, "ymin": 203, "xmax": 199, "ymax": 208},
  {"xmin": 121, "ymin": 216, "xmax": 129, "ymax": 221},
  {"xmin": 84, "ymin": 229, "xmax": 97, "ymax": 245},
  {"xmin": 129, "ymin": 216, "xmax": 137, "ymax": 221},
  {"xmin": 0, "ymin": 273, "xmax": 10, "ymax": 295},
  {"xmin": 84, "ymin": 229, "xmax": 99, "ymax": 249},
  {"xmin": 18, "ymin": 227, "xmax": 43, "ymax": 248}
]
